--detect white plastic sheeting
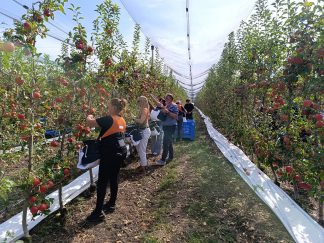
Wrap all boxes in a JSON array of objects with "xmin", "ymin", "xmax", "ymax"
[
  {"xmin": 0, "ymin": 166, "xmax": 99, "ymax": 242},
  {"xmin": 197, "ymin": 108, "xmax": 324, "ymax": 243}
]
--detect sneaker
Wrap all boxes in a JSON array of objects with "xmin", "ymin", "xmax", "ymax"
[
  {"xmin": 156, "ymin": 159, "xmax": 166, "ymax": 165},
  {"xmin": 103, "ymin": 203, "xmax": 116, "ymax": 214},
  {"xmin": 86, "ymin": 210, "xmax": 105, "ymax": 222}
]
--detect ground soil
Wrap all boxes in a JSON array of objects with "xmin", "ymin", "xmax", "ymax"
[{"xmin": 27, "ymin": 115, "xmax": 295, "ymax": 242}]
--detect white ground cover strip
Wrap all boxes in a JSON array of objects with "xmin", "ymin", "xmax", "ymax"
[
  {"xmin": 0, "ymin": 166, "xmax": 99, "ymax": 242},
  {"xmin": 197, "ymin": 108, "xmax": 324, "ymax": 243}
]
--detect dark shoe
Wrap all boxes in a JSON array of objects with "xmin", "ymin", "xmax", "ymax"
[
  {"xmin": 86, "ymin": 210, "xmax": 105, "ymax": 222},
  {"xmin": 156, "ymin": 159, "xmax": 166, "ymax": 165},
  {"xmin": 103, "ymin": 203, "xmax": 116, "ymax": 214},
  {"xmin": 166, "ymin": 158, "xmax": 173, "ymax": 163}
]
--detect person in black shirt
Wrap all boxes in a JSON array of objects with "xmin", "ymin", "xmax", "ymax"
[
  {"xmin": 184, "ymin": 99, "xmax": 194, "ymax": 120},
  {"xmin": 85, "ymin": 98, "xmax": 127, "ymax": 222},
  {"xmin": 175, "ymin": 100, "xmax": 186, "ymax": 141}
]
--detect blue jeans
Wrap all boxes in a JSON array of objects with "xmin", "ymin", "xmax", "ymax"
[{"xmin": 162, "ymin": 125, "xmax": 176, "ymax": 161}]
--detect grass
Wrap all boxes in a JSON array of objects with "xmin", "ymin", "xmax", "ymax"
[{"xmin": 143, "ymin": 115, "xmax": 294, "ymax": 242}]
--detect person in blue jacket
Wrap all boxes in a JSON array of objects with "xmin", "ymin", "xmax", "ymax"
[{"xmin": 156, "ymin": 94, "xmax": 178, "ymax": 165}]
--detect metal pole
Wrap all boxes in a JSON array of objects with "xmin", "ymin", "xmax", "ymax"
[{"xmin": 151, "ymin": 45, "xmax": 154, "ymax": 71}]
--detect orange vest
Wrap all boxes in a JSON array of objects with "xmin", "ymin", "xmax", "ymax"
[{"xmin": 101, "ymin": 115, "xmax": 126, "ymax": 140}]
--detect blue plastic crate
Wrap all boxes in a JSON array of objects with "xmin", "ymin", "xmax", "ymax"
[{"xmin": 182, "ymin": 120, "xmax": 195, "ymax": 140}]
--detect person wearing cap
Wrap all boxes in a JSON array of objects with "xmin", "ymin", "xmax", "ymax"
[{"xmin": 156, "ymin": 94, "xmax": 178, "ymax": 165}]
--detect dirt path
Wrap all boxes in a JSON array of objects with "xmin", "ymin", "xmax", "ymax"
[{"xmin": 30, "ymin": 115, "xmax": 293, "ymax": 242}]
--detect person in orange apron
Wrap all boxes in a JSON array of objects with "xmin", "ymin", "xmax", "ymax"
[{"xmin": 85, "ymin": 98, "xmax": 127, "ymax": 222}]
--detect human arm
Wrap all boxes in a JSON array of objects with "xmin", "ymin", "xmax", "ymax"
[
  {"xmin": 162, "ymin": 104, "xmax": 178, "ymax": 120},
  {"xmin": 86, "ymin": 115, "xmax": 99, "ymax": 128}
]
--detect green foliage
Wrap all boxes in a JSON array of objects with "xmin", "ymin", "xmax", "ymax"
[{"xmin": 197, "ymin": 0, "xmax": 323, "ymax": 203}]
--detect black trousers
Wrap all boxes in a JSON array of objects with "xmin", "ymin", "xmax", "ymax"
[
  {"xmin": 162, "ymin": 125, "xmax": 176, "ymax": 161},
  {"xmin": 176, "ymin": 118, "xmax": 183, "ymax": 139},
  {"xmin": 95, "ymin": 153, "xmax": 122, "ymax": 212}
]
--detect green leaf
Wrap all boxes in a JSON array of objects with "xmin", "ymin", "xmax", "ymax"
[
  {"xmin": 59, "ymin": 5, "xmax": 65, "ymax": 14},
  {"xmin": 303, "ymin": 1, "xmax": 314, "ymax": 8}
]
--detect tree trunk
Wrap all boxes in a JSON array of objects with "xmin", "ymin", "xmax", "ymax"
[
  {"xmin": 58, "ymin": 183, "xmax": 64, "ymax": 210},
  {"xmin": 319, "ymin": 187, "xmax": 324, "ymax": 226},
  {"xmin": 22, "ymin": 199, "xmax": 32, "ymax": 242}
]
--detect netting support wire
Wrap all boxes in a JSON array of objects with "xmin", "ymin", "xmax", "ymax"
[
  {"xmin": 185, "ymin": 0, "xmax": 194, "ymax": 99},
  {"xmin": 0, "ymin": 10, "xmax": 72, "ymax": 47},
  {"xmin": 10, "ymin": 0, "xmax": 70, "ymax": 35},
  {"xmin": 177, "ymin": 79, "xmax": 205, "ymax": 88},
  {"xmin": 168, "ymin": 66, "xmax": 209, "ymax": 80}
]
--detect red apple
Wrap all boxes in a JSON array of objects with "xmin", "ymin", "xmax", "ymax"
[
  {"xmin": 87, "ymin": 46, "xmax": 93, "ymax": 53},
  {"xmin": 296, "ymin": 47, "xmax": 304, "ymax": 53},
  {"xmin": 76, "ymin": 124, "xmax": 83, "ymax": 132},
  {"xmin": 316, "ymin": 120, "xmax": 323, "ymax": 128},
  {"xmin": 317, "ymin": 48, "xmax": 324, "ymax": 58},
  {"xmin": 55, "ymin": 97, "xmax": 63, "ymax": 103},
  {"xmin": 63, "ymin": 168, "xmax": 70, "ymax": 175},
  {"xmin": 67, "ymin": 137, "xmax": 74, "ymax": 143},
  {"xmin": 33, "ymin": 91, "xmax": 41, "ymax": 99},
  {"xmin": 303, "ymin": 100, "xmax": 313, "ymax": 107},
  {"xmin": 17, "ymin": 114, "xmax": 25, "ymax": 120},
  {"xmin": 39, "ymin": 185, "xmax": 47, "ymax": 193},
  {"xmin": 320, "ymin": 181, "xmax": 324, "ymax": 189},
  {"xmin": 283, "ymin": 136, "xmax": 290, "ymax": 144},
  {"xmin": 285, "ymin": 166, "xmax": 293, "ymax": 174},
  {"xmin": 280, "ymin": 114, "xmax": 289, "ymax": 122},
  {"xmin": 294, "ymin": 175, "xmax": 301, "ymax": 182},
  {"xmin": 43, "ymin": 8, "xmax": 51, "ymax": 17},
  {"xmin": 30, "ymin": 206, "xmax": 38, "ymax": 215},
  {"xmin": 315, "ymin": 114, "xmax": 323, "ymax": 121},
  {"xmin": 287, "ymin": 57, "xmax": 303, "ymax": 65},
  {"xmin": 21, "ymin": 136, "xmax": 29, "ymax": 142},
  {"xmin": 38, "ymin": 203, "xmax": 48, "ymax": 211},
  {"xmin": 0, "ymin": 42, "xmax": 15, "ymax": 52},
  {"xmin": 19, "ymin": 123, "xmax": 27, "ymax": 130},
  {"xmin": 104, "ymin": 59, "xmax": 112, "ymax": 67},
  {"xmin": 82, "ymin": 104, "xmax": 88, "ymax": 112},
  {"xmin": 105, "ymin": 28, "xmax": 113, "ymax": 35},
  {"xmin": 50, "ymin": 140, "xmax": 59, "ymax": 147},
  {"xmin": 47, "ymin": 180, "xmax": 54, "ymax": 189},
  {"xmin": 59, "ymin": 78, "xmax": 68, "ymax": 86},
  {"xmin": 89, "ymin": 107, "xmax": 96, "ymax": 114},
  {"xmin": 23, "ymin": 22, "xmax": 31, "ymax": 31},
  {"xmin": 76, "ymin": 41, "xmax": 84, "ymax": 50},
  {"xmin": 34, "ymin": 123, "xmax": 42, "ymax": 129},
  {"xmin": 33, "ymin": 178, "xmax": 41, "ymax": 187},
  {"xmin": 298, "ymin": 182, "xmax": 312, "ymax": 191},
  {"xmin": 15, "ymin": 77, "xmax": 24, "ymax": 85},
  {"xmin": 84, "ymin": 127, "xmax": 91, "ymax": 134},
  {"xmin": 272, "ymin": 162, "xmax": 279, "ymax": 167},
  {"xmin": 29, "ymin": 196, "xmax": 37, "ymax": 204}
]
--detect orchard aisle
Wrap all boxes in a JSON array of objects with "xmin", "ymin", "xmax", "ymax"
[{"xmin": 30, "ymin": 114, "xmax": 293, "ymax": 242}]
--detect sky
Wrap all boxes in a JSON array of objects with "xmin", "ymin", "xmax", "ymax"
[{"xmin": 0, "ymin": 0, "xmax": 259, "ymax": 96}]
